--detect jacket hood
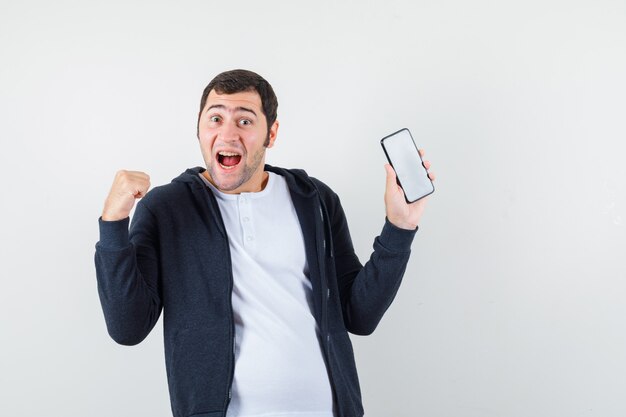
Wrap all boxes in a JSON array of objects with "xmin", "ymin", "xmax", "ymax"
[{"xmin": 171, "ymin": 164, "xmax": 318, "ymax": 197}]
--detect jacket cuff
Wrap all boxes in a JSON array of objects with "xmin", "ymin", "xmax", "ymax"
[
  {"xmin": 97, "ymin": 216, "xmax": 130, "ymax": 249},
  {"xmin": 378, "ymin": 218, "xmax": 418, "ymax": 252}
]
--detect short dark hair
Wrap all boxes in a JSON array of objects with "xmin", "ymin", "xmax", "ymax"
[{"xmin": 197, "ymin": 69, "xmax": 278, "ymax": 138}]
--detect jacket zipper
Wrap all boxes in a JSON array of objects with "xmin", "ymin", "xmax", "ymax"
[
  {"xmin": 204, "ymin": 183, "xmax": 235, "ymax": 414},
  {"xmin": 317, "ymin": 199, "xmax": 340, "ymax": 416},
  {"xmin": 224, "ymin": 239, "xmax": 235, "ymax": 413}
]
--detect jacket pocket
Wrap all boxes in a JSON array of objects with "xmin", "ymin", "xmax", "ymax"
[{"xmin": 165, "ymin": 326, "xmax": 230, "ymax": 417}]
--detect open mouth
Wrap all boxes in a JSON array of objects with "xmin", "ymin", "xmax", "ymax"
[{"xmin": 217, "ymin": 151, "xmax": 242, "ymax": 170}]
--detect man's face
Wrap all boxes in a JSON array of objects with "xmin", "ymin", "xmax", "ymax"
[{"xmin": 198, "ymin": 89, "xmax": 278, "ymax": 194}]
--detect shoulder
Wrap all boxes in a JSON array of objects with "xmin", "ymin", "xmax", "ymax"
[
  {"xmin": 309, "ymin": 176, "xmax": 339, "ymax": 200},
  {"xmin": 138, "ymin": 181, "xmax": 191, "ymax": 212},
  {"xmin": 304, "ymin": 174, "xmax": 344, "ymax": 216},
  {"xmin": 266, "ymin": 164, "xmax": 342, "ymax": 209}
]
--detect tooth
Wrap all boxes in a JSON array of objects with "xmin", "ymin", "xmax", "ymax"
[{"xmin": 219, "ymin": 151, "xmax": 239, "ymax": 156}]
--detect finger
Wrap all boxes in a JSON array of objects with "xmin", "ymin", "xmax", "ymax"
[
  {"xmin": 130, "ymin": 184, "xmax": 149, "ymax": 199},
  {"xmin": 118, "ymin": 170, "xmax": 150, "ymax": 181},
  {"xmin": 132, "ymin": 171, "xmax": 150, "ymax": 181},
  {"xmin": 428, "ymin": 171, "xmax": 436, "ymax": 181},
  {"xmin": 423, "ymin": 160, "xmax": 431, "ymax": 170},
  {"xmin": 137, "ymin": 182, "xmax": 150, "ymax": 196},
  {"xmin": 384, "ymin": 164, "xmax": 397, "ymax": 189},
  {"xmin": 418, "ymin": 149, "xmax": 425, "ymax": 157},
  {"xmin": 123, "ymin": 174, "xmax": 150, "ymax": 197}
]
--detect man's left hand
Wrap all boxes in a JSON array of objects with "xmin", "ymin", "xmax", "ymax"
[{"xmin": 384, "ymin": 149, "xmax": 436, "ymax": 230}]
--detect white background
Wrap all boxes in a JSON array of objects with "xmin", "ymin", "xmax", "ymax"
[{"xmin": 1, "ymin": 0, "xmax": 625, "ymax": 416}]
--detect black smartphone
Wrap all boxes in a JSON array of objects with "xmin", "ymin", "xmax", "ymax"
[{"xmin": 380, "ymin": 128, "xmax": 435, "ymax": 203}]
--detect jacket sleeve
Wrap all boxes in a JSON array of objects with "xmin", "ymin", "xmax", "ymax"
[
  {"xmin": 329, "ymin": 193, "xmax": 417, "ymax": 336},
  {"xmin": 94, "ymin": 200, "xmax": 163, "ymax": 346}
]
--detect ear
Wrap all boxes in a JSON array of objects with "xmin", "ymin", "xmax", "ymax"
[{"xmin": 266, "ymin": 120, "xmax": 279, "ymax": 149}]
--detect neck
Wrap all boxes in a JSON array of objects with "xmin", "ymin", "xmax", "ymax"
[{"xmin": 202, "ymin": 170, "xmax": 269, "ymax": 194}]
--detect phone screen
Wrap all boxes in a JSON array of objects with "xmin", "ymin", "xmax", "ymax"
[{"xmin": 381, "ymin": 128, "xmax": 434, "ymax": 203}]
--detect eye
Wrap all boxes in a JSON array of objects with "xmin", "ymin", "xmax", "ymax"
[
  {"xmin": 239, "ymin": 119, "xmax": 252, "ymax": 126},
  {"xmin": 209, "ymin": 115, "xmax": 221, "ymax": 123}
]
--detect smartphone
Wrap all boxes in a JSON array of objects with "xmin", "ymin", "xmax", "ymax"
[{"xmin": 380, "ymin": 128, "xmax": 434, "ymax": 203}]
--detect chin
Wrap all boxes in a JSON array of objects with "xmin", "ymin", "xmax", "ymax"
[{"xmin": 209, "ymin": 171, "xmax": 242, "ymax": 192}]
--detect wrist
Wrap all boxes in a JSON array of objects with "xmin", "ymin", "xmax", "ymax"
[
  {"xmin": 379, "ymin": 218, "xmax": 418, "ymax": 252},
  {"xmin": 389, "ymin": 219, "xmax": 418, "ymax": 230},
  {"xmin": 97, "ymin": 216, "xmax": 130, "ymax": 249},
  {"xmin": 386, "ymin": 213, "xmax": 419, "ymax": 230},
  {"xmin": 101, "ymin": 211, "xmax": 127, "ymax": 222}
]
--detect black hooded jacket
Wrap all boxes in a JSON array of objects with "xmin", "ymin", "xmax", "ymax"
[{"xmin": 94, "ymin": 164, "xmax": 417, "ymax": 417}]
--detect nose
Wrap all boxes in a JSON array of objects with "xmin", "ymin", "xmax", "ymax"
[{"xmin": 218, "ymin": 121, "xmax": 239, "ymax": 143}]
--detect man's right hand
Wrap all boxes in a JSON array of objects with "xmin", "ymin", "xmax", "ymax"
[{"xmin": 101, "ymin": 170, "xmax": 151, "ymax": 221}]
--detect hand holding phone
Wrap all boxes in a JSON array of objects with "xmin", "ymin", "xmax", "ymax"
[
  {"xmin": 381, "ymin": 128, "xmax": 435, "ymax": 203},
  {"xmin": 380, "ymin": 128, "xmax": 435, "ymax": 230}
]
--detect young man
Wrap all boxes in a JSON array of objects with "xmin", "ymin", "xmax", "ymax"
[{"xmin": 95, "ymin": 69, "xmax": 435, "ymax": 417}]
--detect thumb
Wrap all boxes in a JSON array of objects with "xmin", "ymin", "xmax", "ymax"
[{"xmin": 384, "ymin": 164, "xmax": 397, "ymax": 190}]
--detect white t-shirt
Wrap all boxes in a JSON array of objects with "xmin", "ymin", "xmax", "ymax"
[{"xmin": 200, "ymin": 172, "xmax": 335, "ymax": 417}]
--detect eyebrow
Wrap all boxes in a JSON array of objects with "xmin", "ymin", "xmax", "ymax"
[{"xmin": 205, "ymin": 104, "xmax": 257, "ymax": 117}]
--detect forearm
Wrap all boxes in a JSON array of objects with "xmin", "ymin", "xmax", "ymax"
[
  {"xmin": 339, "ymin": 219, "xmax": 416, "ymax": 335},
  {"xmin": 95, "ymin": 216, "xmax": 162, "ymax": 345}
]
